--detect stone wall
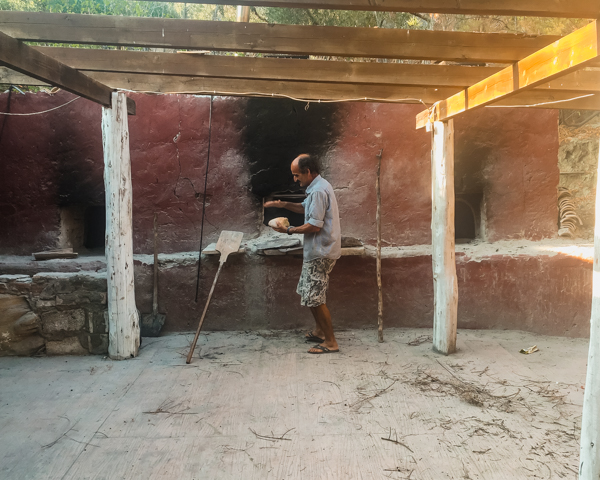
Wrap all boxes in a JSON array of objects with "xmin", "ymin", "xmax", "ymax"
[
  {"xmin": 0, "ymin": 272, "xmax": 108, "ymax": 355},
  {"xmin": 558, "ymin": 111, "xmax": 600, "ymax": 239},
  {"xmin": 0, "ymin": 242, "xmax": 593, "ymax": 341}
]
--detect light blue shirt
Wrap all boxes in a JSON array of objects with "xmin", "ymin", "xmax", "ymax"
[{"xmin": 302, "ymin": 175, "xmax": 341, "ymax": 262}]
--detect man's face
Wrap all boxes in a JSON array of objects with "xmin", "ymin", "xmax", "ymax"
[{"xmin": 291, "ymin": 161, "xmax": 313, "ymax": 188}]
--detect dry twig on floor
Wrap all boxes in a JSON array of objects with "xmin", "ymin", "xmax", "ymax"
[
  {"xmin": 472, "ymin": 448, "xmax": 491, "ymax": 454},
  {"xmin": 143, "ymin": 399, "xmax": 196, "ymax": 416},
  {"xmin": 381, "ymin": 428, "xmax": 413, "ymax": 452},
  {"xmin": 249, "ymin": 427, "xmax": 294, "ymax": 442},
  {"xmin": 41, "ymin": 417, "xmax": 78, "ymax": 449},
  {"xmin": 350, "ymin": 380, "xmax": 397, "ymax": 410},
  {"xmin": 383, "ymin": 467, "xmax": 414, "ymax": 479},
  {"xmin": 407, "ymin": 335, "xmax": 432, "ymax": 346},
  {"xmin": 412, "ymin": 364, "xmax": 524, "ymax": 412}
]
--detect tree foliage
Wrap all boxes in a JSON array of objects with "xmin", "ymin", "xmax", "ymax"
[
  {"xmin": 252, "ymin": 7, "xmax": 424, "ymax": 29},
  {"xmin": 0, "ymin": 0, "xmax": 590, "ymax": 35}
]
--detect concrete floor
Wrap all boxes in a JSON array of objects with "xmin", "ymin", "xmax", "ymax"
[{"xmin": 0, "ymin": 328, "xmax": 588, "ymax": 479}]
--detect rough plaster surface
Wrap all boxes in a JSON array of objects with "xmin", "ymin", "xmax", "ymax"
[
  {"xmin": 0, "ymin": 92, "xmax": 103, "ymax": 253},
  {"xmin": 0, "ymin": 92, "xmax": 560, "ymax": 255},
  {"xmin": 130, "ymin": 95, "xmax": 260, "ymax": 253},
  {"xmin": 0, "ymin": 330, "xmax": 586, "ymax": 479},
  {"xmin": 455, "ymin": 108, "xmax": 560, "ymax": 242}
]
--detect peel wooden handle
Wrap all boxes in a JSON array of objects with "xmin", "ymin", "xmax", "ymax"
[{"xmin": 186, "ymin": 262, "xmax": 223, "ymax": 364}]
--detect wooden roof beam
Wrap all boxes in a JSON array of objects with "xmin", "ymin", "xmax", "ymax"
[
  {"xmin": 33, "ymin": 46, "xmax": 600, "ymax": 94},
  {"xmin": 65, "ymin": 70, "xmax": 600, "ymax": 111},
  {"xmin": 138, "ymin": 0, "xmax": 600, "ymax": 18},
  {"xmin": 33, "ymin": 47, "xmax": 503, "ymax": 87},
  {"xmin": 416, "ymin": 19, "xmax": 599, "ymax": 128},
  {"xmin": 0, "ymin": 31, "xmax": 135, "ymax": 114},
  {"xmin": 0, "ymin": 11, "xmax": 559, "ymax": 63},
  {"xmin": 3, "ymin": 64, "xmax": 598, "ymax": 110}
]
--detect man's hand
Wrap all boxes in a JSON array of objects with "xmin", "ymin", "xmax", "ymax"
[
  {"xmin": 264, "ymin": 200, "xmax": 284, "ymax": 209},
  {"xmin": 264, "ymin": 199, "xmax": 305, "ymax": 214},
  {"xmin": 271, "ymin": 224, "xmax": 288, "ymax": 234}
]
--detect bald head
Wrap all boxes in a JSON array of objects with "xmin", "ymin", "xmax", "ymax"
[
  {"xmin": 294, "ymin": 154, "xmax": 320, "ymax": 176},
  {"xmin": 291, "ymin": 154, "xmax": 320, "ymax": 188}
]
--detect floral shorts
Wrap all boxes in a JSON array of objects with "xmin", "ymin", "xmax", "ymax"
[{"xmin": 296, "ymin": 258, "xmax": 337, "ymax": 307}]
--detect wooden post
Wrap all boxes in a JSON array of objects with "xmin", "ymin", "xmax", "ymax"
[
  {"xmin": 579, "ymin": 140, "xmax": 600, "ymax": 478},
  {"xmin": 101, "ymin": 91, "xmax": 140, "ymax": 360},
  {"xmin": 431, "ymin": 120, "xmax": 458, "ymax": 355},
  {"xmin": 376, "ymin": 148, "xmax": 384, "ymax": 343}
]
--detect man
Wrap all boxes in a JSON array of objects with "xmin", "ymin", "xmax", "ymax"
[{"xmin": 264, "ymin": 154, "xmax": 341, "ymax": 354}]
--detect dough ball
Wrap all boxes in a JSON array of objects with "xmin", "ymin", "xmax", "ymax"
[{"xmin": 268, "ymin": 217, "xmax": 290, "ymax": 229}]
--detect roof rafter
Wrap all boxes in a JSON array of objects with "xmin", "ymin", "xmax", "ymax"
[
  {"xmin": 32, "ymin": 47, "xmax": 600, "ymax": 94},
  {"xmin": 33, "ymin": 70, "xmax": 595, "ymax": 111},
  {"xmin": 0, "ymin": 31, "xmax": 135, "ymax": 114},
  {"xmin": 416, "ymin": 19, "xmax": 600, "ymax": 128},
  {"xmin": 0, "ymin": 11, "xmax": 560, "ymax": 63}
]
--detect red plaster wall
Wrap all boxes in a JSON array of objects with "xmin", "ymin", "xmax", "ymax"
[
  {"xmin": 0, "ymin": 92, "xmax": 558, "ymax": 255},
  {"xmin": 329, "ymin": 103, "xmax": 432, "ymax": 246},
  {"xmin": 128, "ymin": 94, "xmax": 259, "ymax": 254},
  {"xmin": 132, "ymin": 252, "xmax": 591, "ymax": 337},
  {"xmin": 0, "ymin": 92, "xmax": 579, "ymax": 339},
  {"xmin": 0, "ymin": 92, "xmax": 260, "ymax": 255},
  {"xmin": 0, "ymin": 92, "xmax": 103, "ymax": 253},
  {"xmin": 456, "ymin": 108, "xmax": 559, "ymax": 241}
]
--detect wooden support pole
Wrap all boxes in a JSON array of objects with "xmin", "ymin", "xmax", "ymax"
[
  {"xmin": 579, "ymin": 139, "xmax": 600, "ymax": 478},
  {"xmin": 431, "ymin": 120, "xmax": 458, "ymax": 355},
  {"xmin": 376, "ymin": 149, "xmax": 383, "ymax": 343},
  {"xmin": 101, "ymin": 91, "xmax": 140, "ymax": 360}
]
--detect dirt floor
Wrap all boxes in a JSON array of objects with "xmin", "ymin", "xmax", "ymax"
[{"xmin": 0, "ymin": 328, "xmax": 587, "ymax": 479}]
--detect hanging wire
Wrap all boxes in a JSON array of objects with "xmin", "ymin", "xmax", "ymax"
[
  {"xmin": 0, "ymin": 95, "xmax": 80, "ymax": 115},
  {"xmin": 488, "ymin": 93, "xmax": 594, "ymax": 108},
  {"xmin": 117, "ymin": 87, "xmax": 430, "ymax": 107},
  {"xmin": 194, "ymin": 95, "xmax": 214, "ymax": 303}
]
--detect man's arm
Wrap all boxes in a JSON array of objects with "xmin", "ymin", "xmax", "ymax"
[
  {"xmin": 264, "ymin": 200, "xmax": 304, "ymax": 214},
  {"xmin": 271, "ymin": 223, "xmax": 320, "ymax": 234}
]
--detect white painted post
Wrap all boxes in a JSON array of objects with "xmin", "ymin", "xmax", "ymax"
[
  {"xmin": 101, "ymin": 91, "xmax": 140, "ymax": 360},
  {"xmin": 579, "ymin": 140, "xmax": 600, "ymax": 478},
  {"xmin": 431, "ymin": 120, "xmax": 458, "ymax": 355}
]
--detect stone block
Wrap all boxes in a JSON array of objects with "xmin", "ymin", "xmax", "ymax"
[
  {"xmin": 33, "ymin": 298, "xmax": 57, "ymax": 311},
  {"xmin": 41, "ymin": 309, "xmax": 86, "ymax": 333},
  {"xmin": 83, "ymin": 291, "xmax": 107, "ymax": 305},
  {"xmin": 56, "ymin": 293, "xmax": 89, "ymax": 306},
  {"xmin": 87, "ymin": 334, "xmax": 109, "ymax": 354},
  {"xmin": 0, "ymin": 275, "xmax": 33, "ymax": 296},
  {"xmin": 89, "ymin": 309, "xmax": 108, "ymax": 333},
  {"xmin": 46, "ymin": 336, "xmax": 88, "ymax": 355},
  {"xmin": 253, "ymin": 238, "xmax": 301, "ymax": 252}
]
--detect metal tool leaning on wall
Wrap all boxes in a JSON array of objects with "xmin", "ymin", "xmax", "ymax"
[{"xmin": 186, "ymin": 230, "xmax": 244, "ymax": 364}]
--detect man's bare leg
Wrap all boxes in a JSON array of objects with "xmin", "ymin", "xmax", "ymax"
[
  {"xmin": 307, "ymin": 307, "xmax": 325, "ymax": 340},
  {"xmin": 308, "ymin": 304, "xmax": 339, "ymax": 352}
]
